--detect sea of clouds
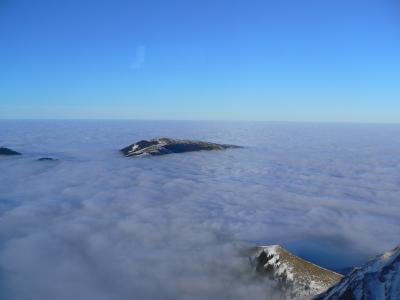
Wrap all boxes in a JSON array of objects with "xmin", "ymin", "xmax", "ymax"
[{"xmin": 0, "ymin": 120, "xmax": 399, "ymax": 300}]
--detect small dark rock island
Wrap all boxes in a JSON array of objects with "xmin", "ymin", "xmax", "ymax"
[
  {"xmin": 37, "ymin": 157, "xmax": 57, "ymax": 161},
  {"xmin": 121, "ymin": 138, "xmax": 241, "ymax": 157},
  {"xmin": 0, "ymin": 147, "xmax": 21, "ymax": 156}
]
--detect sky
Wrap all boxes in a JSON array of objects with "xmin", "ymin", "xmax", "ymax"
[{"xmin": 0, "ymin": 0, "xmax": 399, "ymax": 122}]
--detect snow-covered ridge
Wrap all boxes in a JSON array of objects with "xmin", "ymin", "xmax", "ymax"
[
  {"xmin": 251, "ymin": 245, "xmax": 343, "ymax": 299},
  {"xmin": 314, "ymin": 245, "xmax": 400, "ymax": 300}
]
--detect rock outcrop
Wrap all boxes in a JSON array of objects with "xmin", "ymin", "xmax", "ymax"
[
  {"xmin": 0, "ymin": 147, "xmax": 21, "ymax": 155},
  {"xmin": 251, "ymin": 245, "xmax": 343, "ymax": 299},
  {"xmin": 121, "ymin": 138, "xmax": 241, "ymax": 157},
  {"xmin": 314, "ymin": 245, "xmax": 400, "ymax": 300},
  {"xmin": 37, "ymin": 157, "xmax": 57, "ymax": 161}
]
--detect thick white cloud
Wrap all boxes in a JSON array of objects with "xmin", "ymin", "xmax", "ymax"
[{"xmin": 0, "ymin": 121, "xmax": 399, "ymax": 299}]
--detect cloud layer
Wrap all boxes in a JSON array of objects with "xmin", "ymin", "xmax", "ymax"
[{"xmin": 0, "ymin": 120, "xmax": 399, "ymax": 299}]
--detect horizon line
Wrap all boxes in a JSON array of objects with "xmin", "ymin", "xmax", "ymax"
[{"xmin": 0, "ymin": 118, "xmax": 399, "ymax": 125}]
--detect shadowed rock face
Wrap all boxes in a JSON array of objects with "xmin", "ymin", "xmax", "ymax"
[
  {"xmin": 251, "ymin": 245, "xmax": 343, "ymax": 299},
  {"xmin": 0, "ymin": 147, "xmax": 21, "ymax": 155},
  {"xmin": 120, "ymin": 138, "xmax": 242, "ymax": 157},
  {"xmin": 314, "ymin": 245, "xmax": 400, "ymax": 300}
]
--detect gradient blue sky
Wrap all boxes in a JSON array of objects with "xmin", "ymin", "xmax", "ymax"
[{"xmin": 0, "ymin": 0, "xmax": 399, "ymax": 122}]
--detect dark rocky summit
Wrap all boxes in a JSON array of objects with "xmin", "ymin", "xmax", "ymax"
[
  {"xmin": 314, "ymin": 245, "xmax": 400, "ymax": 300},
  {"xmin": 121, "ymin": 138, "xmax": 241, "ymax": 157},
  {"xmin": 0, "ymin": 147, "xmax": 21, "ymax": 155}
]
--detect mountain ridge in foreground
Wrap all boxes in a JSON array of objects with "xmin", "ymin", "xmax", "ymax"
[
  {"xmin": 251, "ymin": 245, "xmax": 343, "ymax": 299},
  {"xmin": 314, "ymin": 245, "xmax": 400, "ymax": 300},
  {"xmin": 252, "ymin": 245, "xmax": 400, "ymax": 299}
]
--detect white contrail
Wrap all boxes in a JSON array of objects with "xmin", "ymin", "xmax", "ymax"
[{"xmin": 130, "ymin": 45, "xmax": 146, "ymax": 69}]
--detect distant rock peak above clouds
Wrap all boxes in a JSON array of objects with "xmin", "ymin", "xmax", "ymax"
[
  {"xmin": 0, "ymin": 147, "xmax": 21, "ymax": 155},
  {"xmin": 37, "ymin": 157, "xmax": 57, "ymax": 161},
  {"xmin": 120, "ymin": 138, "xmax": 242, "ymax": 157}
]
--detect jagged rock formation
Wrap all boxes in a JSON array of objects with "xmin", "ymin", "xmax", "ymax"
[
  {"xmin": 251, "ymin": 245, "xmax": 343, "ymax": 299},
  {"xmin": 121, "ymin": 138, "xmax": 241, "ymax": 157},
  {"xmin": 0, "ymin": 147, "xmax": 21, "ymax": 155},
  {"xmin": 314, "ymin": 245, "xmax": 400, "ymax": 300}
]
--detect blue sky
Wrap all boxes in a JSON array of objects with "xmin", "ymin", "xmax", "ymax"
[{"xmin": 0, "ymin": 0, "xmax": 399, "ymax": 122}]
